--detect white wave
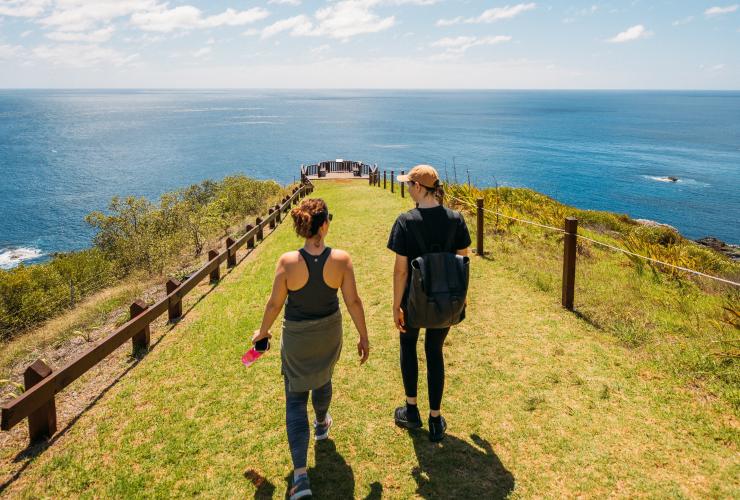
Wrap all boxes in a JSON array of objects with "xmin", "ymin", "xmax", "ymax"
[
  {"xmin": 0, "ymin": 247, "xmax": 44, "ymax": 269},
  {"xmin": 373, "ymin": 144, "xmax": 410, "ymax": 149},
  {"xmin": 644, "ymin": 175, "xmax": 680, "ymax": 183},
  {"xmin": 642, "ymin": 175, "xmax": 709, "ymax": 187}
]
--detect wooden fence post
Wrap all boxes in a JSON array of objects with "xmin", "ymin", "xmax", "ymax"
[
  {"xmin": 130, "ymin": 300, "xmax": 150, "ymax": 352},
  {"xmin": 246, "ymin": 224, "xmax": 255, "ymax": 249},
  {"xmin": 391, "ymin": 170, "xmax": 395, "ymax": 193},
  {"xmin": 384, "ymin": 170, "xmax": 387, "ymax": 189},
  {"xmin": 24, "ymin": 359, "xmax": 56, "ymax": 442},
  {"xmin": 256, "ymin": 217, "xmax": 264, "ymax": 241},
  {"xmin": 268, "ymin": 208, "xmax": 276, "ymax": 229},
  {"xmin": 208, "ymin": 249, "xmax": 220, "ymax": 282},
  {"xmin": 561, "ymin": 217, "xmax": 578, "ymax": 311},
  {"xmin": 166, "ymin": 278, "xmax": 182, "ymax": 322},
  {"xmin": 476, "ymin": 198, "xmax": 484, "ymax": 255},
  {"xmin": 274, "ymin": 204, "xmax": 281, "ymax": 223},
  {"xmin": 401, "ymin": 170, "xmax": 405, "ymax": 198},
  {"xmin": 226, "ymin": 237, "xmax": 237, "ymax": 268}
]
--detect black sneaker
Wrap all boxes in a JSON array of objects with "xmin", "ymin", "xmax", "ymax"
[
  {"xmin": 394, "ymin": 405, "xmax": 422, "ymax": 429},
  {"xmin": 428, "ymin": 415, "xmax": 447, "ymax": 442}
]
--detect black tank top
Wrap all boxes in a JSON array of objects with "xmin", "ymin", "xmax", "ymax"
[{"xmin": 284, "ymin": 247, "xmax": 340, "ymax": 321}]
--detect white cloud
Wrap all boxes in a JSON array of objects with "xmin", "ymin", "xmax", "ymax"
[
  {"xmin": 0, "ymin": 0, "xmax": 50, "ymax": 18},
  {"xmin": 311, "ymin": 44, "xmax": 331, "ymax": 54},
  {"xmin": 40, "ymin": 0, "xmax": 157, "ymax": 32},
  {"xmin": 192, "ymin": 46, "xmax": 211, "ymax": 58},
  {"xmin": 710, "ymin": 63, "xmax": 726, "ymax": 71},
  {"xmin": 269, "ymin": 0, "xmax": 302, "ymax": 5},
  {"xmin": 431, "ymin": 35, "xmax": 511, "ymax": 59},
  {"xmin": 33, "ymin": 43, "xmax": 139, "ymax": 67},
  {"xmin": 436, "ymin": 16, "xmax": 462, "ymax": 27},
  {"xmin": 46, "ymin": 26, "xmax": 115, "ymax": 42},
  {"xmin": 672, "ymin": 16, "xmax": 694, "ymax": 26},
  {"xmin": 607, "ymin": 24, "xmax": 652, "ymax": 43},
  {"xmin": 705, "ymin": 5, "xmax": 738, "ymax": 17},
  {"xmin": 313, "ymin": 0, "xmax": 395, "ymax": 39},
  {"xmin": 0, "ymin": 43, "xmax": 22, "ymax": 59},
  {"xmin": 242, "ymin": 28, "xmax": 260, "ymax": 36},
  {"xmin": 437, "ymin": 2, "xmax": 535, "ymax": 26},
  {"xmin": 261, "ymin": 14, "xmax": 314, "ymax": 38},
  {"xmin": 262, "ymin": 0, "xmax": 396, "ymax": 40},
  {"xmin": 131, "ymin": 5, "xmax": 269, "ymax": 32}
]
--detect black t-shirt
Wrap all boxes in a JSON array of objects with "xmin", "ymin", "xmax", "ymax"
[{"xmin": 387, "ymin": 205, "xmax": 472, "ymax": 290}]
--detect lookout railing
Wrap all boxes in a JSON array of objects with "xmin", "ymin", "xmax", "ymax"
[
  {"xmin": 1, "ymin": 183, "xmax": 315, "ymax": 444},
  {"xmin": 301, "ymin": 160, "xmax": 375, "ymax": 179}
]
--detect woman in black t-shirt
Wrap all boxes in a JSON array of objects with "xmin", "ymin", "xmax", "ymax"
[{"xmin": 386, "ymin": 165, "xmax": 471, "ymax": 442}]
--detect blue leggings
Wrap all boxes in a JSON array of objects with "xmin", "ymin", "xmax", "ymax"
[{"xmin": 284, "ymin": 377, "xmax": 332, "ymax": 470}]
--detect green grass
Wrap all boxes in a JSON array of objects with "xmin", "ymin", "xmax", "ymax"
[{"xmin": 1, "ymin": 180, "xmax": 738, "ymax": 498}]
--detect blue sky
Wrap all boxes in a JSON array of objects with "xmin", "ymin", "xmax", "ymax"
[{"xmin": 0, "ymin": 1, "xmax": 738, "ymax": 88}]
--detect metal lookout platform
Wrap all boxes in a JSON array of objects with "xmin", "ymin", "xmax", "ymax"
[{"xmin": 301, "ymin": 159, "xmax": 377, "ymax": 181}]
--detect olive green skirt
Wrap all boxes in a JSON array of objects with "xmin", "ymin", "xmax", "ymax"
[{"xmin": 281, "ymin": 309, "xmax": 343, "ymax": 392}]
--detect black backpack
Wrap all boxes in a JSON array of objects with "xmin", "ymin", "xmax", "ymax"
[{"xmin": 406, "ymin": 211, "xmax": 470, "ymax": 329}]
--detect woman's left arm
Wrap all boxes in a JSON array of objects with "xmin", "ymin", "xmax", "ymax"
[
  {"xmin": 338, "ymin": 252, "xmax": 370, "ymax": 364},
  {"xmin": 252, "ymin": 256, "xmax": 289, "ymax": 343}
]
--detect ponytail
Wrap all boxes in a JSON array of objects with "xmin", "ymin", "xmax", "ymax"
[{"xmin": 434, "ymin": 182, "xmax": 445, "ymax": 205}]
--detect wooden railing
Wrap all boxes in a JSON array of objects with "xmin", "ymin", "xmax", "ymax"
[{"xmin": 1, "ymin": 183, "xmax": 315, "ymax": 443}]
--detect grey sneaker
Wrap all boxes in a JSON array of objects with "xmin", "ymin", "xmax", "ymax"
[
  {"xmin": 289, "ymin": 475, "xmax": 312, "ymax": 500},
  {"xmin": 313, "ymin": 413, "xmax": 333, "ymax": 441}
]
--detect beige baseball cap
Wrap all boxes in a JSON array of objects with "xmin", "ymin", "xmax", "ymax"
[{"xmin": 397, "ymin": 164, "xmax": 440, "ymax": 189}]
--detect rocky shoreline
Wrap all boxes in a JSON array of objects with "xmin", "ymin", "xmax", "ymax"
[
  {"xmin": 633, "ymin": 219, "xmax": 739, "ymax": 261},
  {"xmin": 695, "ymin": 237, "xmax": 740, "ymax": 261}
]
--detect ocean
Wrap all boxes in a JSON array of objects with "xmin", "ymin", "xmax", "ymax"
[{"xmin": 1, "ymin": 89, "xmax": 738, "ymax": 268}]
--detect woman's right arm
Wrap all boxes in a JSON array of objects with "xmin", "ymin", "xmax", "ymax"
[{"xmin": 252, "ymin": 256, "xmax": 289, "ymax": 343}]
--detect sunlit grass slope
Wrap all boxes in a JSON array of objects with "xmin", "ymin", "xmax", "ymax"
[{"xmin": 3, "ymin": 180, "xmax": 737, "ymax": 498}]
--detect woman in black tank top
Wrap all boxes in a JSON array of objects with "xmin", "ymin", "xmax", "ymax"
[
  {"xmin": 284, "ymin": 247, "xmax": 340, "ymax": 321},
  {"xmin": 252, "ymin": 196, "xmax": 369, "ymax": 500}
]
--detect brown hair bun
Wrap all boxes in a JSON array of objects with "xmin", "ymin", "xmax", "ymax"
[{"xmin": 291, "ymin": 198, "xmax": 329, "ymax": 238}]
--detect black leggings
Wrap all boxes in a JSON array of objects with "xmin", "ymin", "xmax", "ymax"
[{"xmin": 399, "ymin": 326, "xmax": 450, "ymax": 411}]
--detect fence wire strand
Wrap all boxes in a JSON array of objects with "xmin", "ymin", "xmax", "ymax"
[
  {"xmin": 447, "ymin": 194, "xmax": 740, "ymax": 288},
  {"xmin": 448, "ymin": 195, "xmax": 566, "ymax": 233}
]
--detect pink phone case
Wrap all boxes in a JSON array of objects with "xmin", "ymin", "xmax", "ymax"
[{"xmin": 241, "ymin": 348, "xmax": 263, "ymax": 367}]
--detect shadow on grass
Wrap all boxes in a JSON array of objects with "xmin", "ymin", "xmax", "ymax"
[
  {"xmin": 244, "ymin": 469, "xmax": 276, "ymax": 499},
  {"xmin": 276, "ymin": 438, "xmax": 383, "ymax": 499},
  {"xmin": 408, "ymin": 431, "xmax": 514, "ymax": 499}
]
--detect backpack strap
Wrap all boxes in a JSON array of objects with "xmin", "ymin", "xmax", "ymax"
[
  {"xmin": 444, "ymin": 211, "xmax": 459, "ymax": 253},
  {"xmin": 407, "ymin": 215, "xmax": 428, "ymax": 255}
]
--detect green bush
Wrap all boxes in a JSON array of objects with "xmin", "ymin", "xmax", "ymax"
[{"xmin": 0, "ymin": 175, "xmax": 287, "ymax": 340}]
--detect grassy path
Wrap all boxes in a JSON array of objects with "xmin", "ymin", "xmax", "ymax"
[{"xmin": 3, "ymin": 180, "xmax": 737, "ymax": 498}]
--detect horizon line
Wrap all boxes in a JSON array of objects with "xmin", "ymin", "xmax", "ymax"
[{"xmin": 1, "ymin": 87, "xmax": 740, "ymax": 92}]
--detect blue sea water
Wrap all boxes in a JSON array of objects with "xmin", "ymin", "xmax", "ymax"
[{"xmin": 0, "ymin": 89, "xmax": 738, "ymax": 268}]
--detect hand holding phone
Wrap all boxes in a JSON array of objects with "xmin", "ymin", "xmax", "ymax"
[{"xmin": 255, "ymin": 337, "xmax": 270, "ymax": 352}]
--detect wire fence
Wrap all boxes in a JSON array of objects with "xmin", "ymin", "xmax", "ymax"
[{"xmin": 446, "ymin": 194, "xmax": 740, "ymax": 288}]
